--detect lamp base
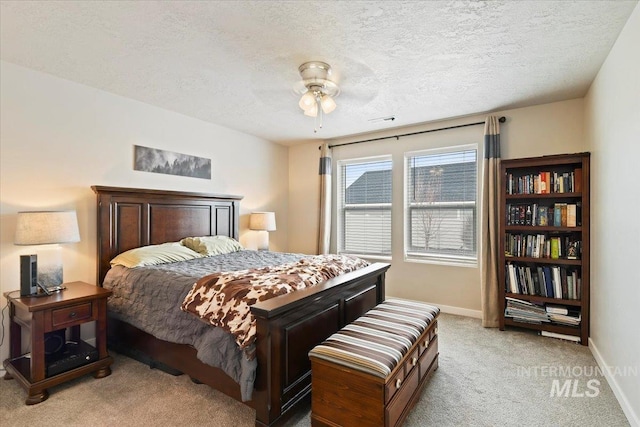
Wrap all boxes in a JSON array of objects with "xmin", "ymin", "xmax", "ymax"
[
  {"xmin": 256, "ymin": 230, "xmax": 270, "ymax": 251},
  {"xmin": 36, "ymin": 247, "xmax": 64, "ymax": 288}
]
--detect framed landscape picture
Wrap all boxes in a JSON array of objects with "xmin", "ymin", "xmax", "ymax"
[{"xmin": 134, "ymin": 145, "xmax": 211, "ymax": 179}]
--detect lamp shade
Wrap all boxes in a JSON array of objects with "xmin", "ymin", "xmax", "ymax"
[
  {"xmin": 15, "ymin": 211, "xmax": 80, "ymax": 245},
  {"xmin": 249, "ymin": 212, "xmax": 276, "ymax": 231}
]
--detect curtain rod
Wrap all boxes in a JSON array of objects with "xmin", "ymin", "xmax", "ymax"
[{"xmin": 322, "ymin": 116, "xmax": 506, "ymax": 150}]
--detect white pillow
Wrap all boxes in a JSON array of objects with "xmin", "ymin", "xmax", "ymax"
[
  {"xmin": 180, "ymin": 235, "xmax": 243, "ymax": 256},
  {"xmin": 110, "ymin": 242, "xmax": 203, "ymax": 268}
]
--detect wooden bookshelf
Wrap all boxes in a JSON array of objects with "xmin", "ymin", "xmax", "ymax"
[{"xmin": 499, "ymin": 153, "xmax": 590, "ymax": 345}]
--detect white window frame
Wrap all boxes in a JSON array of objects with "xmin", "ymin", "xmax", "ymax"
[
  {"xmin": 337, "ymin": 155, "xmax": 393, "ymax": 260},
  {"xmin": 403, "ymin": 144, "xmax": 478, "ymax": 267}
]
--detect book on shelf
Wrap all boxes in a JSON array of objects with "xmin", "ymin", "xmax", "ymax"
[
  {"xmin": 505, "ymin": 297, "xmax": 549, "ymax": 324},
  {"xmin": 537, "ymin": 267, "xmax": 547, "ymax": 297},
  {"xmin": 547, "ymin": 207, "xmax": 555, "ymax": 226},
  {"xmin": 552, "ymin": 267, "xmax": 562, "ymax": 300},
  {"xmin": 553, "ymin": 204, "xmax": 562, "ymax": 226},
  {"xmin": 567, "ymin": 274, "xmax": 574, "ymax": 300},
  {"xmin": 540, "ymin": 172, "xmax": 550, "ymax": 194},
  {"xmin": 567, "ymin": 204, "xmax": 577, "ymax": 227},
  {"xmin": 525, "ymin": 267, "xmax": 535, "ymax": 295},
  {"xmin": 507, "ymin": 264, "xmax": 518, "ymax": 294},
  {"xmin": 548, "ymin": 310, "xmax": 581, "ymax": 326},
  {"xmin": 550, "ymin": 237, "xmax": 560, "ymax": 259},
  {"xmin": 566, "ymin": 240, "xmax": 580, "ymax": 259},
  {"xmin": 537, "ymin": 206, "xmax": 548, "ymax": 226},
  {"xmin": 560, "ymin": 268, "xmax": 568, "ymax": 300},
  {"xmin": 540, "ymin": 330, "xmax": 581, "ymax": 343},
  {"xmin": 546, "ymin": 304, "xmax": 568, "ymax": 315},
  {"xmin": 543, "ymin": 266, "xmax": 554, "ymax": 298}
]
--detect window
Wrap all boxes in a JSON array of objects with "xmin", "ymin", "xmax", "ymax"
[
  {"xmin": 405, "ymin": 146, "xmax": 477, "ymax": 264},
  {"xmin": 338, "ymin": 156, "xmax": 392, "ymax": 258}
]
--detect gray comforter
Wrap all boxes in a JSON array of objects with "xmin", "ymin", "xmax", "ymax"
[{"xmin": 103, "ymin": 250, "xmax": 304, "ymax": 401}]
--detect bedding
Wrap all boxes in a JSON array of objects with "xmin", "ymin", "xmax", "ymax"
[
  {"xmin": 103, "ymin": 249, "xmax": 365, "ymax": 401},
  {"xmin": 181, "ymin": 254, "xmax": 369, "ymax": 359}
]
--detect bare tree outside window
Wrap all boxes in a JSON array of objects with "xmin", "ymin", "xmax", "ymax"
[{"xmin": 413, "ymin": 166, "xmax": 444, "ymax": 251}]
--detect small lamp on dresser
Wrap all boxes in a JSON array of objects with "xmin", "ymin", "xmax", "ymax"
[
  {"xmin": 14, "ymin": 210, "xmax": 80, "ymax": 295},
  {"xmin": 249, "ymin": 212, "xmax": 276, "ymax": 251}
]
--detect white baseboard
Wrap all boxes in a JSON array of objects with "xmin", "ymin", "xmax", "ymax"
[
  {"xmin": 386, "ymin": 296, "xmax": 482, "ymax": 319},
  {"xmin": 589, "ymin": 337, "xmax": 639, "ymax": 427},
  {"xmin": 433, "ymin": 303, "xmax": 482, "ymax": 319}
]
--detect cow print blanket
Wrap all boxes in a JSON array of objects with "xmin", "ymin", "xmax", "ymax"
[{"xmin": 181, "ymin": 254, "xmax": 369, "ymax": 359}]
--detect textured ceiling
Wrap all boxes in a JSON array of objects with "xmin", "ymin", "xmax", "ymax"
[{"xmin": 1, "ymin": 1, "xmax": 636, "ymax": 145}]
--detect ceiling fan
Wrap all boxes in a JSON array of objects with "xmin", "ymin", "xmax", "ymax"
[{"xmin": 250, "ymin": 55, "xmax": 379, "ymax": 133}]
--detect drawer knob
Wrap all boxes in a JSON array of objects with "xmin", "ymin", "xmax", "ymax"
[
  {"xmin": 395, "ymin": 378, "xmax": 402, "ymax": 389},
  {"xmin": 69, "ymin": 312, "xmax": 77, "ymax": 318},
  {"xmin": 412, "ymin": 357, "xmax": 418, "ymax": 366},
  {"xmin": 423, "ymin": 340, "xmax": 428, "ymax": 347}
]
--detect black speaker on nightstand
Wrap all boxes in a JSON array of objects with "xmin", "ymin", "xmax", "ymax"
[{"xmin": 20, "ymin": 254, "xmax": 38, "ymax": 297}]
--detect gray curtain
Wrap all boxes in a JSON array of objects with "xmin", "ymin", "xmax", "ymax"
[
  {"xmin": 481, "ymin": 116, "xmax": 501, "ymax": 327},
  {"xmin": 318, "ymin": 143, "xmax": 332, "ymax": 254}
]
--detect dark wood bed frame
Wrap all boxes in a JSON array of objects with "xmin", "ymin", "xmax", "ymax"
[{"xmin": 92, "ymin": 186, "xmax": 390, "ymax": 427}]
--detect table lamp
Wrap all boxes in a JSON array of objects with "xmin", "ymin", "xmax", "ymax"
[
  {"xmin": 15, "ymin": 210, "xmax": 80, "ymax": 296},
  {"xmin": 249, "ymin": 212, "xmax": 276, "ymax": 251}
]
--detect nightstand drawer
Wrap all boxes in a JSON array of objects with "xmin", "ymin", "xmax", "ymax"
[{"xmin": 52, "ymin": 302, "xmax": 92, "ymax": 328}]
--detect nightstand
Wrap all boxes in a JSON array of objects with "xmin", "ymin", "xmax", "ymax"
[{"xmin": 3, "ymin": 281, "xmax": 113, "ymax": 404}]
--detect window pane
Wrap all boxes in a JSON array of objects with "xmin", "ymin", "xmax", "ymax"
[
  {"xmin": 344, "ymin": 208, "xmax": 391, "ymax": 255},
  {"xmin": 338, "ymin": 158, "xmax": 392, "ymax": 257},
  {"xmin": 405, "ymin": 148, "xmax": 477, "ymax": 262}
]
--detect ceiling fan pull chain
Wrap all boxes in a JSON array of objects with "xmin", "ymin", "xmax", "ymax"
[{"xmin": 314, "ymin": 97, "xmax": 319, "ymax": 133}]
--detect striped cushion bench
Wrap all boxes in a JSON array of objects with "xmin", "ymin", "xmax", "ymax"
[{"xmin": 309, "ymin": 299, "xmax": 440, "ymax": 427}]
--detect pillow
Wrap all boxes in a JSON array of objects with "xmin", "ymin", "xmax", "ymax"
[
  {"xmin": 181, "ymin": 235, "xmax": 243, "ymax": 256},
  {"xmin": 110, "ymin": 242, "xmax": 203, "ymax": 268}
]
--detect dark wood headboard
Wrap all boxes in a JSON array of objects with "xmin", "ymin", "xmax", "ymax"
[{"xmin": 92, "ymin": 186, "xmax": 243, "ymax": 285}]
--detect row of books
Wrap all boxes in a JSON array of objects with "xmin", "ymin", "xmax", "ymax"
[
  {"xmin": 505, "ymin": 297, "xmax": 581, "ymax": 327},
  {"xmin": 506, "ymin": 203, "xmax": 581, "ymax": 227},
  {"xmin": 505, "ymin": 168, "xmax": 582, "ymax": 195},
  {"xmin": 505, "ymin": 264, "xmax": 582, "ymax": 300},
  {"xmin": 505, "ymin": 233, "xmax": 581, "ymax": 259}
]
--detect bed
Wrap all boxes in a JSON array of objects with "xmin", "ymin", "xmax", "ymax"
[{"xmin": 92, "ymin": 186, "xmax": 390, "ymax": 427}]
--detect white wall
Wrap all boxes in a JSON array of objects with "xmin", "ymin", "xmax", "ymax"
[
  {"xmin": 289, "ymin": 98, "xmax": 586, "ymax": 314},
  {"xmin": 584, "ymin": 4, "xmax": 640, "ymax": 425},
  {"xmin": 0, "ymin": 61, "xmax": 289, "ymax": 363}
]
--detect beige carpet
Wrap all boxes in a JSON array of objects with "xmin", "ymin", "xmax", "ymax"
[{"xmin": 0, "ymin": 314, "xmax": 629, "ymax": 426}]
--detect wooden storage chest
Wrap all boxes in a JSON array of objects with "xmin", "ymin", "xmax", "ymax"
[{"xmin": 309, "ymin": 299, "xmax": 439, "ymax": 427}]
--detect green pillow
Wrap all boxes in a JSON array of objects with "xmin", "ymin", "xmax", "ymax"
[
  {"xmin": 110, "ymin": 242, "xmax": 203, "ymax": 268},
  {"xmin": 181, "ymin": 235, "xmax": 243, "ymax": 256}
]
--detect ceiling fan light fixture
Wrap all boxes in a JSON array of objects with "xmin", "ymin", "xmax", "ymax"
[
  {"xmin": 299, "ymin": 91, "xmax": 316, "ymax": 111},
  {"xmin": 320, "ymin": 95, "xmax": 336, "ymax": 114},
  {"xmin": 303, "ymin": 101, "xmax": 318, "ymax": 117},
  {"xmin": 295, "ymin": 61, "xmax": 340, "ymax": 132}
]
